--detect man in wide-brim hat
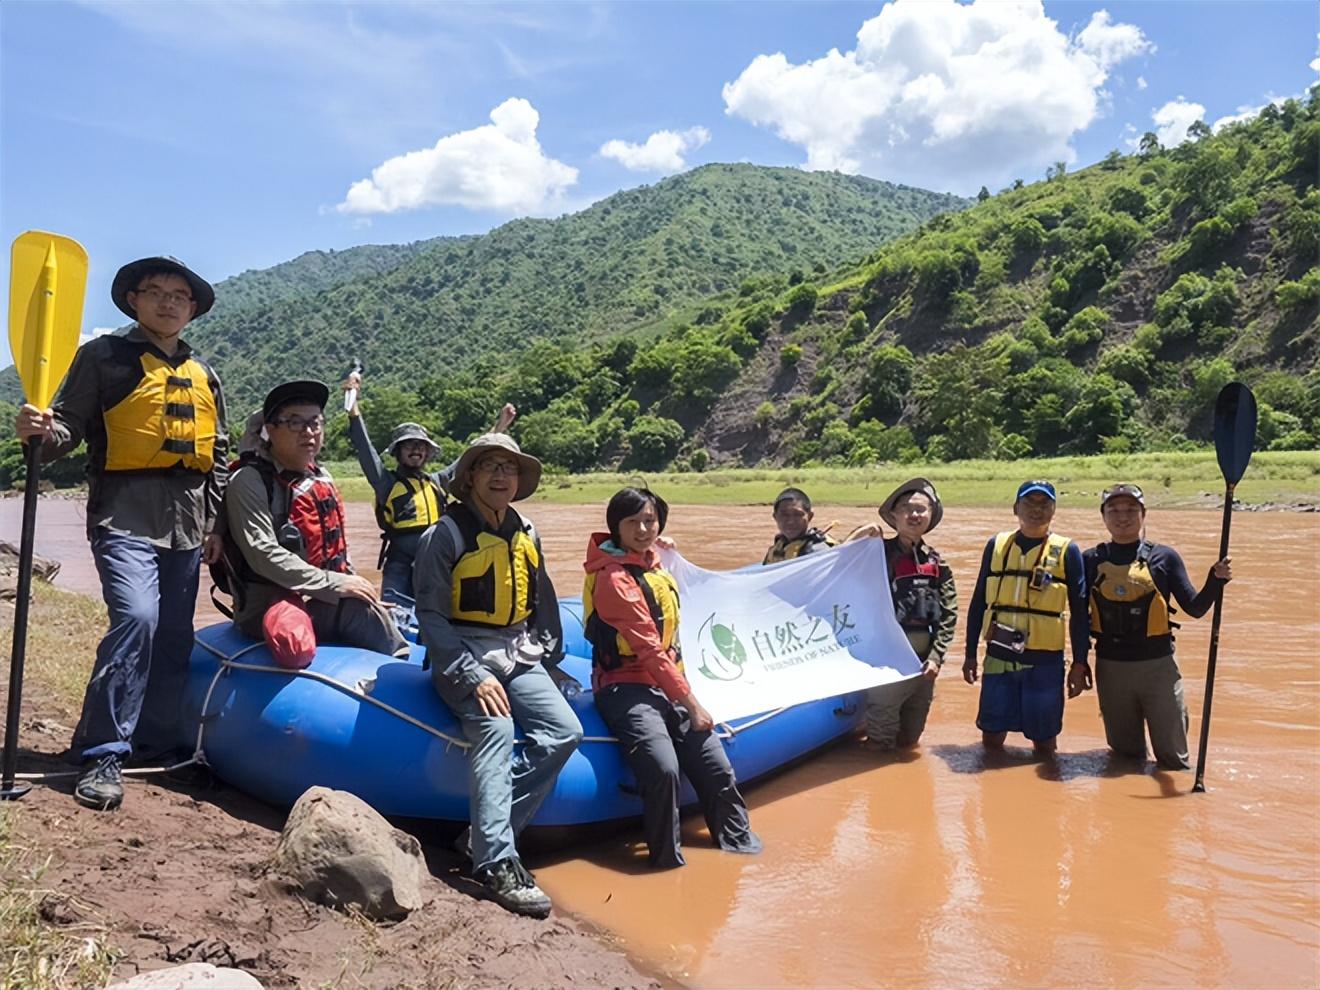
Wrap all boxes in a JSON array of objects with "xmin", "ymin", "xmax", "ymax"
[
  {"xmin": 14, "ymin": 255, "xmax": 228, "ymax": 812},
  {"xmin": 413, "ymin": 433, "xmax": 582, "ymax": 920},
  {"xmin": 342, "ymin": 366, "xmax": 517, "ymax": 605},
  {"xmin": 851, "ymin": 477, "xmax": 957, "ymax": 751}
]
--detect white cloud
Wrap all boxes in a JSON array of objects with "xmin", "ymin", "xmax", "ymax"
[
  {"xmin": 80, "ymin": 326, "xmax": 117, "ymax": 345},
  {"xmin": 336, "ymin": 99, "xmax": 578, "ymax": 215},
  {"xmin": 721, "ymin": 0, "xmax": 1152, "ymax": 193},
  {"xmin": 1137, "ymin": 75, "xmax": 1148, "ymax": 90},
  {"xmin": 1142, "ymin": 96, "xmax": 1205, "ymax": 147},
  {"xmin": 599, "ymin": 127, "xmax": 711, "ymax": 173}
]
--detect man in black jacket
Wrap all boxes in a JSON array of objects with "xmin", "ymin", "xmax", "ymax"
[{"xmin": 1084, "ymin": 483, "xmax": 1232, "ymax": 769}]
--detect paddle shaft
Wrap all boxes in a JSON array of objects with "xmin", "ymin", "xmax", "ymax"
[
  {"xmin": 1192, "ymin": 482, "xmax": 1235, "ymax": 793},
  {"xmin": 1, "ymin": 439, "xmax": 42, "ymax": 799}
]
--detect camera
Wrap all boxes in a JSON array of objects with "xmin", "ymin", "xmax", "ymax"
[
  {"xmin": 987, "ymin": 620, "xmax": 1027, "ymax": 654},
  {"xmin": 1029, "ymin": 566, "xmax": 1052, "ymax": 591}
]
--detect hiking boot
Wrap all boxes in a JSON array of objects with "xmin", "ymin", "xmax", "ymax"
[
  {"xmin": 74, "ymin": 754, "xmax": 123, "ymax": 811},
  {"xmin": 477, "ymin": 857, "xmax": 551, "ymax": 919}
]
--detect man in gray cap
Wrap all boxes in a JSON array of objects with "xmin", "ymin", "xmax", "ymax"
[
  {"xmin": 342, "ymin": 369, "xmax": 515, "ymax": 605},
  {"xmin": 850, "ymin": 478, "xmax": 958, "ymax": 750},
  {"xmin": 14, "ymin": 256, "xmax": 228, "ymax": 810},
  {"xmin": 413, "ymin": 433, "xmax": 582, "ymax": 919}
]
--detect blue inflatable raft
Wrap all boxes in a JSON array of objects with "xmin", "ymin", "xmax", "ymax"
[{"xmin": 182, "ymin": 598, "xmax": 866, "ymax": 826}]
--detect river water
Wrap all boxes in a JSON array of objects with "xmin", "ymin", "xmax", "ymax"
[{"xmin": 5, "ymin": 497, "xmax": 1318, "ymax": 988}]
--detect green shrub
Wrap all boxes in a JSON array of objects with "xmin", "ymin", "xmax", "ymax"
[
  {"xmin": 624, "ymin": 415, "xmax": 685, "ymax": 470},
  {"xmin": 779, "ymin": 342, "xmax": 803, "ymax": 368},
  {"xmin": 783, "ymin": 282, "xmax": 818, "ymax": 316},
  {"xmin": 1275, "ymin": 269, "xmax": 1320, "ymax": 309}
]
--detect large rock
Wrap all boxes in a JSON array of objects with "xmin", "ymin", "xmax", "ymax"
[
  {"xmin": 272, "ymin": 786, "xmax": 426, "ymax": 921},
  {"xmin": 105, "ymin": 963, "xmax": 264, "ymax": 989}
]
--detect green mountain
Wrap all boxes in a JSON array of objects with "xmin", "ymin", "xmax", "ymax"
[
  {"xmin": 416, "ymin": 92, "xmax": 1314, "ymax": 474},
  {"xmin": 182, "ymin": 165, "xmax": 967, "ymax": 412}
]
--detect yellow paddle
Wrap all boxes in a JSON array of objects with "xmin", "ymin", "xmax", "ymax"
[{"xmin": 2, "ymin": 231, "xmax": 89, "ymax": 800}]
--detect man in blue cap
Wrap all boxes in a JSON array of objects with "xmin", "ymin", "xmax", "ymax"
[{"xmin": 962, "ymin": 480, "xmax": 1091, "ymax": 756}]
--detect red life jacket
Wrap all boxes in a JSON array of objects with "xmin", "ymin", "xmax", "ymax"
[
  {"xmin": 891, "ymin": 551, "xmax": 943, "ymax": 634},
  {"xmin": 212, "ymin": 455, "xmax": 350, "ymax": 615}
]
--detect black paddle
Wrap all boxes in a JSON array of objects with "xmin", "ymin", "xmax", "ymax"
[{"xmin": 1192, "ymin": 382, "xmax": 1257, "ymax": 793}]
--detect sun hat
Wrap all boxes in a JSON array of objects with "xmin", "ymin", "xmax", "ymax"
[
  {"xmin": 386, "ymin": 423, "xmax": 441, "ymax": 458},
  {"xmin": 262, "ymin": 380, "xmax": 330, "ymax": 423},
  {"xmin": 1015, "ymin": 479, "xmax": 1057, "ymax": 502},
  {"xmin": 452, "ymin": 433, "xmax": 542, "ymax": 502},
  {"xmin": 111, "ymin": 256, "xmax": 215, "ymax": 320},
  {"xmin": 879, "ymin": 477, "xmax": 943, "ymax": 532}
]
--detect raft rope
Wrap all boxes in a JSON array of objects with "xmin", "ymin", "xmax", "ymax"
[{"xmin": 10, "ymin": 639, "xmax": 798, "ymax": 784}]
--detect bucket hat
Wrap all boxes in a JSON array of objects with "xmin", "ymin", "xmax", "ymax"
[
  {"xmin": 386, "ymin": 422, "xmax": 441, "ymax": 458},
  {"xmin": 879, "ymin": 477, "xmax": 943, "ymax": 532},
  {"xmin": 111, "ymin": 256, "xmax": 215, "ymax": 320},
  {"xmin": 453, "ymin": 433, "xmax": 541, "ymax": 502}
]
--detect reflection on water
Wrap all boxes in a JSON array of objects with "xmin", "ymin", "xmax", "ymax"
[{"xmin": 6, "ymin": 498, "xmax": 1319, "ymax": 987}]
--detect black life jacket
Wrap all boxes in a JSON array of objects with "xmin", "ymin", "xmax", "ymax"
[{"xmin": 891, "ymin": 549, "xmax": 944, "ymax": 635}]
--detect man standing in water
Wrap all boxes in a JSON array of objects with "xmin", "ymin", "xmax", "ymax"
[
  {"xmin": 13, "ymin": 257, "xmax": 228, "ymax": 810},
  {"xmin": 963, "ymin": 481, "xmax": 1091, "ymax": 756},
  {"xmin": 1084, "ymin": 484, "xmax": 1232, "ymax": 769}
]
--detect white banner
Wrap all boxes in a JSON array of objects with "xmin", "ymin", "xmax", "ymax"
[{"xmin": 660, "ymin": 539, "xmax": 923, "ymax": 722}]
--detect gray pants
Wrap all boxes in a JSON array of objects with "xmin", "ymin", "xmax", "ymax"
[
  {"xmin": 1096, "ymin": 655, "xmax": 1190, "ymax": 770},
  {"xmin": 864, "ymin": 675, "xmax": 935, "ymax": 749}
]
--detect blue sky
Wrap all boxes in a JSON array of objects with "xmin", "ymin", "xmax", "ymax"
[{"xmin": 2, "ymin": 1, "xmax": 1315, "ymax": 367}]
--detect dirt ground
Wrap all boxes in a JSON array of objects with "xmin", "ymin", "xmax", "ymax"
[{"xmin": 3, "ymin": 593, "xmax": 662, "ymax": 990}]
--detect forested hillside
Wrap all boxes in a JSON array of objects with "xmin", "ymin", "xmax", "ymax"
[
  {"xmin": 331, "ymin": 91, "xmax": 1314, "ymax": 474},
  {"xmin": 181, "ymin": 165, "xmax": 966, "ymax": 411}
]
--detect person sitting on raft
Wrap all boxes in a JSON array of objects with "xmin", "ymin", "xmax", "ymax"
[
  {"xmin": 220, "ymin": 380, "xmax": 408, "ymax": 669},
  {"xmin": 584, "ymin": 487, "xmax": 763, "ymax": 869},
  {"xmin": 848, "ymin": 478, "xmax": 958, "ymax": 751},
  {"xmin": 413, "ymin": 434, "xmax": 582, "ymax": 919},
  {"xmin": 1083, "ymin": 483, "xmax": 1232, "ymax": 770},
  {"xmin": 342, "ymin": 368, "xmax": 516, "ymax": 605},
  {"xmin": 762, "ymin": 487, "xmax": 835, "ymax": 564}
]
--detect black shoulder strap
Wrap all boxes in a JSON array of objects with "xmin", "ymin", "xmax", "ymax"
[
  {"xmin": 623, "ymin": 564, "xmax": 666, "ymax": 639},
  {"xmin": 443, "ymin": 501, "xmax": 481, "ymax": 552}
]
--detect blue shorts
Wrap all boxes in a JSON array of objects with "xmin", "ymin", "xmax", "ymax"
[{"xmin": 976, "ymin": 658, "xmax": 1065, "ymax": 741}]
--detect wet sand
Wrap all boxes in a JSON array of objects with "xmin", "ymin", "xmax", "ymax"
[{"xmin": 5, "ymin": 496, "xmax": 1319, "ymax": 988}]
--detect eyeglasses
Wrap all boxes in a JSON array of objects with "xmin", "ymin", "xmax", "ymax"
[
  {"xmin": 132, "ymin": 286, "xmax": 193, "ymax": 306},
  {"xmin": 475, "ymin": 458, "xmax": 520, "ymax": 476},
  {"xmin": 274, "ymin": 415, "xmax": 325, "ymax": 433}
]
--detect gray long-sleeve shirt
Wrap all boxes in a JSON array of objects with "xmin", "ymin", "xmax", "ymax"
[
  {"xmin": 413, "ymin": 503, "xmax": 563, "ymax": 707},
  {"xmin": 44, "ymin": 326, "xmax": 229, "ymax": 549},
  {"xmin": 224, "ymin": 457, "xmax": 356, "ymax": 628}
]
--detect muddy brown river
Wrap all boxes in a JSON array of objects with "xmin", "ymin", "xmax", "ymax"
[{"xmin": 5, "ymin": 496, "xmax": 1319, "ymax": 988}]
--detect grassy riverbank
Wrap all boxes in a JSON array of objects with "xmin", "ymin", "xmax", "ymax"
[{"xmin": 322, "ymin": 449, "xmax": 1320, "ymax": 509}]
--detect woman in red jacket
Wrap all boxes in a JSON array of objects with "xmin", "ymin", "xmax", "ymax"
[{"xmin": 583, "ymin": 487, "xmax": 762, "ymax": 869}]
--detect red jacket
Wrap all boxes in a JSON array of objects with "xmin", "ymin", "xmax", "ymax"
[{"xmin": 583, "ymin": 533, "xmax": 691, "ymax": 702}]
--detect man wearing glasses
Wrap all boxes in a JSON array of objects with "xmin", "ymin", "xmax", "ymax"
[
  {"xmin": 962, "ymin": 480, "xmax": 1092, "ymax": 757},
  {"xmin": 221, "ymin": 380, "xmax": 407, "ymax": 671},
  {"xmin": 414, "ymin": 434, "xmax": 582, "ymax": 919},
  {"xmin": 1084, "ymin": 484, "xmax": 1232, "ymax": 770},
  {"xmin": 14, "ymin": 256, "xmax": 228, "ymax": 810}
]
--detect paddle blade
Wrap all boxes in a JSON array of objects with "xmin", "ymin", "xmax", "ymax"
[
  {"xmin": 1213, "ymin": 382, "xmax": 1257, "ymax": 484},
  {"xmin": 8, "ymin": 231, "xmax": 89, "ymax": 409}
]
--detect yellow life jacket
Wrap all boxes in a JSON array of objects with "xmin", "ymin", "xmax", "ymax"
[
  {"xmin": 1089, "ymin": 541, "xmax": 1172, "ymax": 648},
  {"xmin": 763, "ymin": 529, "xmax": 835, "ymax": 564},
  {"xmin": 440, "ymin": 503, "xmax": 539, "ymax": 628},
  {"xmin": 379, "ymin": 474, "xmax": 442, "ymax": 532},
  {"xmin": 103, "ymin": 351, "xmax": 217, "ymax": 473},
  {"xmin": 980, "ymin": 531, "xmax": 1071, "ymax": 652},
  {"xmin": 582, "ymin": 564, "xmax": 681, "ymax": 671}
]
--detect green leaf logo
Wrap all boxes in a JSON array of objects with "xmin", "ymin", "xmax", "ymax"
[{"xmin": 698, "ymin": 613, "xmax": 747, "ymax": 681}]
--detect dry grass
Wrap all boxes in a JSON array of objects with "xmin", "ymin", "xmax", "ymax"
[
  {"xmin": 0, "ymin": 809, "xmax": 118, "ymax": 990},
  {"xmin": 1, "ymin": 585, "xmax": 114, "ymax": 989}
]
